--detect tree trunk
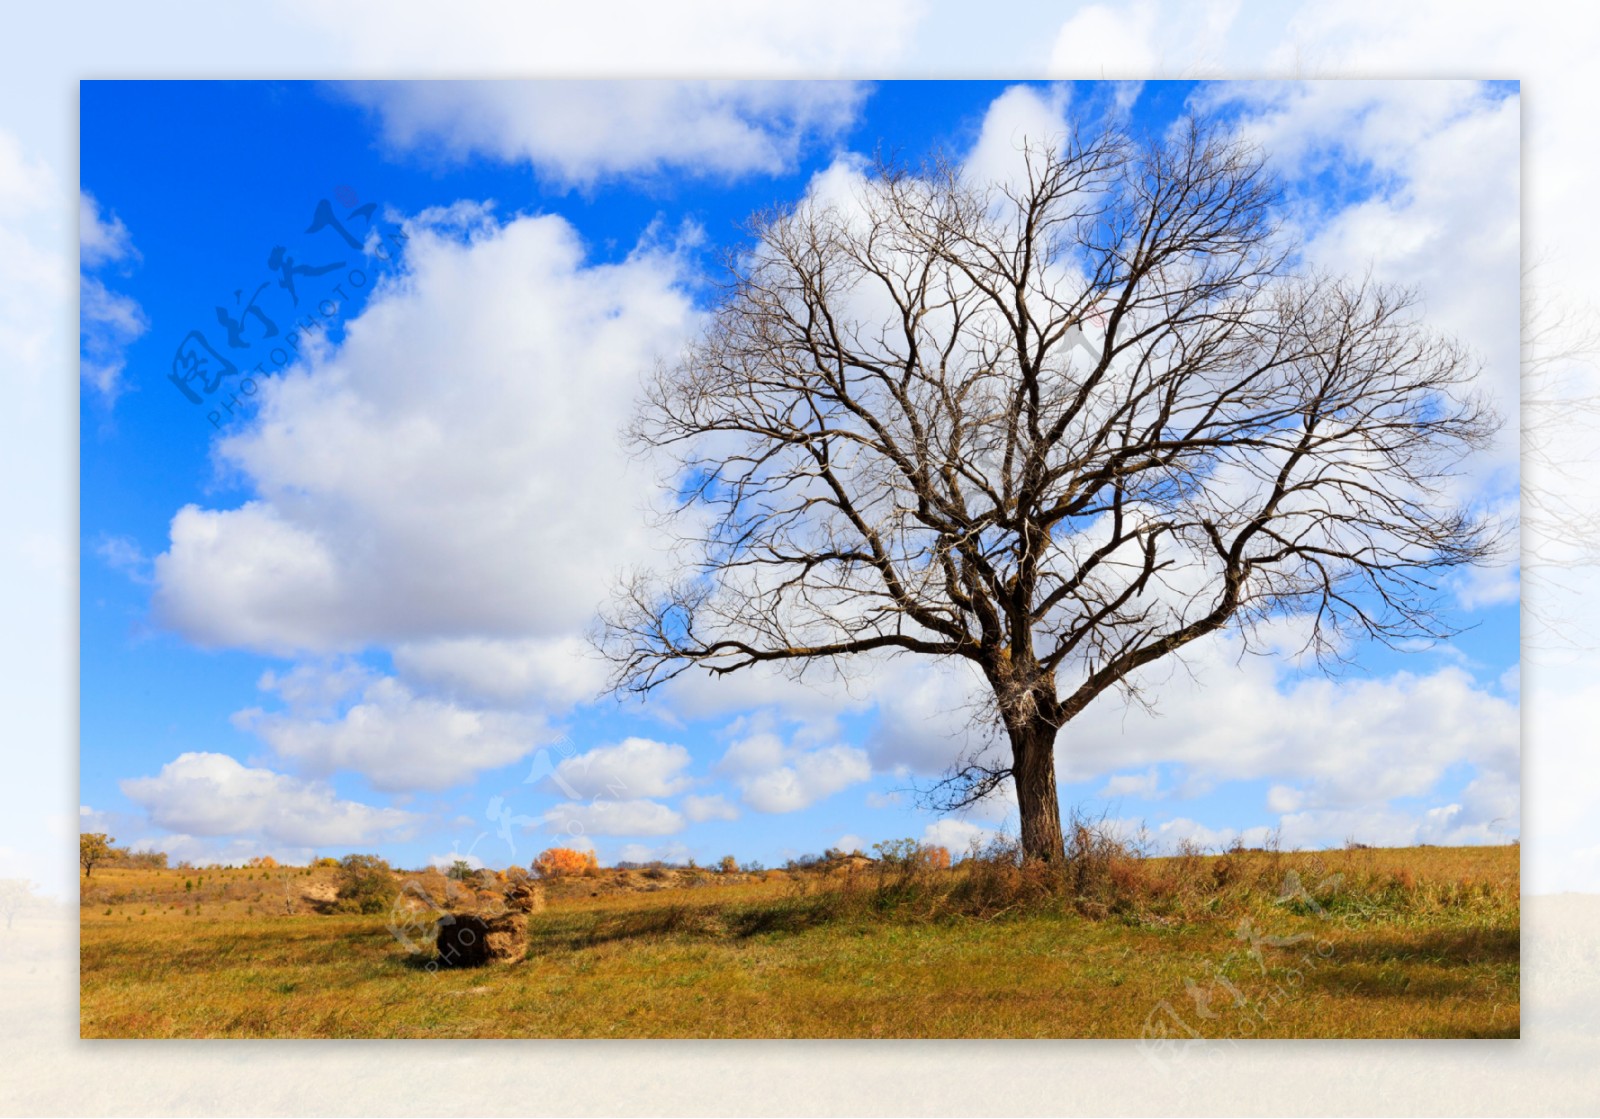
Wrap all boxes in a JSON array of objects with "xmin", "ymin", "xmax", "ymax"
[{"xmin": 1011, "ymin": 717, "xmax": 1066, "ymax": 863}]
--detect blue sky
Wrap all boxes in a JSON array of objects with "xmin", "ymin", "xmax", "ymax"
[{"xmin": 79, "ymin": 79, "xmax": 1521, "ymax": 871}]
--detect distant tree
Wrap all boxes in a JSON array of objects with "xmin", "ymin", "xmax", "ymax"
[
  {"xmin": 533, "ymin": 848, "xmax": 599, "ymax": 878},
  {"xmin": 447, "ymin": 859, "xmax": 475, "ymax": 881},
  {"xmin": 718, "ymin": 855, "xmax": 739, "ymax": 874},
  {"xmin": 0, "ymin": 879, "xmax": 37, "ymax": 930},
  {"xmin": 872, "ymin": 839, "xmax": 923, "ymax": 868},
  {"xmin": 921, "ymin": 845, "xmax": 952, "ymax": 870},
  {"xmin": 120, "ymin": 850, "xmax": 168, "ymax": 870},
  {"xmin": 247, "ymin": 855, "xmax": 278, "ymax": 869},
  {"xmin": 80, "ymin": 833, "xmax": 114, "ymax": 878},
  {"xmin": 333, "ymin": 854, "xmax": 396, "ymax": 914},
  {"xmin": 600, "ymin": 120, "xmax": 1501, "ymax": 864}
]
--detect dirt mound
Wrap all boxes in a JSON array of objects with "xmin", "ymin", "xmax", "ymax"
[
  {"xmin": 298, "ymin": 880, "xmax": 340, "ymax": 912},
  {"xmin": 435, "ymin": 910, "xmax": 528, "ymax": 967},
  {"xmin": 830, "ymin": 855, "xmax": 877, "ymax": 875}
]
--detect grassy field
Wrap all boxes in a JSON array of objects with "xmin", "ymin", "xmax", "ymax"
[{"xmin": 79, "ymin": 844, "xmax": 1518, "ymax": 1039}]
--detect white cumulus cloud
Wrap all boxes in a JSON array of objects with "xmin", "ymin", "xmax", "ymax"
[
  {"xmin": 391, "ymin": 635, "xmax": 607, "ymax": 710},
  {"xmin": 235, "ymin": 673, "xmax": 550, "ymax": 792},
  {"xmin": 79, "ymin": 191, "xmax": 137, "ymax": 268},
  {"xmin": 289, "ymin": 3, "xmax": 919, "ymax": 77},
  {"xmin": 1098, "ymin": 768, "xmax": 1163, "ymax": 800},
  {"xmin": 922, "ymin": 818, "xmax": 998, "ymax": 857},
  {"xmin": 962, "ymin": 82, "xmax": 1071, "ymax": 190},
  {"xmin": 682, "ymin": 794, "xmax": 740, "ymax": 823},
  {"xmin": 152, "ymin": 204, "xmax": 698, "ymax": 656},
  {"xmin": 727, "ymin": 738, "xmax": 872, "ymax": 814},
  {"xmin": 79, "ymin": 191, "xmax": 147, "ymax": 402},
  {"xmin": 342, "ymin": 80, "xmax": 867, "ymax": 186},
  {"xmin": 551, "ymin": 737, "xmax": 693, "ymax": 800},
  {"xmin": 119, "ymin": 752, "xmax": 417, "ymax": 848},
  {"xmin": 541, "ymin": 798, "xmax": 685, "ymax": 838},
  {"xmin": 79, "ymin": 274, "xmax": 148, "ymax": 399}
]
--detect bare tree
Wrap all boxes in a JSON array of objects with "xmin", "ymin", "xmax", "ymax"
[
  {"xmin": 600, "ymin": 119, "xmax": 1500, "ymax": 864},
  {"xmin": 1521, "ymin": 266, "xmax": 1600, "ymax": 649}
]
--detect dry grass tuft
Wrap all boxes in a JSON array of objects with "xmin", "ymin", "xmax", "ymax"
[{"xmin": 705, "ymin": 813, "xmax": 1521, "ymax": 937}]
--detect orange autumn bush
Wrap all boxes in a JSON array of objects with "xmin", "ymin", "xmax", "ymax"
[{"xmin": 533, "ymin": 847, "xmax": 599, "ymax": 879}]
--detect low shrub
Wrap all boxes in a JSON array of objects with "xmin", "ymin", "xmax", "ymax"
[
  {"xmin": 331, "ymin": 854, "xmax": 396, "ymax": 914},
  {"xmin": 534, "ymin": 847, "xmax": 599, "ymax": 879}
]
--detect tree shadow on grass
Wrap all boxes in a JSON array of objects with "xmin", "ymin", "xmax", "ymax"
[
  {"xmin": 1415, "ymin": 1023, "xmax": 1520, "ymax": 1038},
  {"xmin": 1327, "ymin": 925, "xmax": 1519, "ymax": 967},
  {"xmin": 1301, "ymin": 925, "xmax": 1520, "ymax": 1006},
  {"xmin": 526, "ymin": 896, "xmax": 848, "ymax": 951}
]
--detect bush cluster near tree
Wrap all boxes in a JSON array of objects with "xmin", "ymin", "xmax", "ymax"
[{"xmin": 332, "ymin": 854, "xmax": 396, "ymax": 914}]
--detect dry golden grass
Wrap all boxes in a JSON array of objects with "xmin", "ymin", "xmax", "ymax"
[{"xmin": 79, "ymin": 843, "xmax": 1518, "ymax": 1039}]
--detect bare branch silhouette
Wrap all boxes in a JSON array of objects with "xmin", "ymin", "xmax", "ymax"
[
  {"xmin": 599, "ymin": 118, "xmax": 1501, "ymax": 863},
  {"xmin": 1522, "ymin": 265, "xmax": 1600, "ymax": 650}
]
